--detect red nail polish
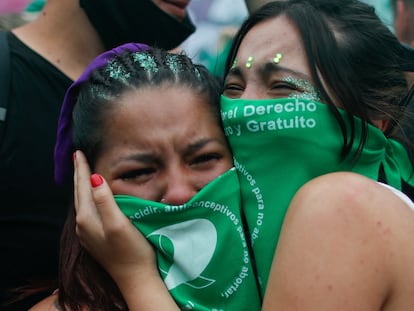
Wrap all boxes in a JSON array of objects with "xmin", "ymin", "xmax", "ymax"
[
  {"xmin": 90, "ymin": 174, "xmax": 104, "ymax": 188},
  {"xmin": 72, "ymin": 151, "xmax": 76, "ymax": 161}
]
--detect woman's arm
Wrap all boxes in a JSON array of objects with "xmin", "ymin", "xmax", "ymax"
[
  {"xmin": 262, "ymin": 172, "xmax": 414, "ymax": 311},
  {"xmin": 73, "ymin": 150, "xmax": 180, "ymax": 311}
]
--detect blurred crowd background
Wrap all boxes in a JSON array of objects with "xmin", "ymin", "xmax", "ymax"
[{"xmin": 0, "ymin": 0, "xmax": 396, "ymax": 75}]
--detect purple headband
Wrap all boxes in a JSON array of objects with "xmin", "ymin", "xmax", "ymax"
[{"xmin": 54, "ymin": 42, "xmax": 150, "ymax": 185}]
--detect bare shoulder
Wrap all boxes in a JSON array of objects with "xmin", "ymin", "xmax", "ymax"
[
  {"xmin": 29, "ymin": 294, "xmax": 62, "ymax": 311},
  {"xmin": 288, "ymin": 171, "xmax": 414, "ymax": 242},
  {"xmin": 271, "ymin": 171, "xmax": 414, "ymax": 310},
  {"xmin": 293, "ymin": 171, "xmax": 414, "ymax": 214}
]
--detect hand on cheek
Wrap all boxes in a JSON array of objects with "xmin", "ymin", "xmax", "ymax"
[{"xmin": 73, "ymin": 150, "xmax": 158, "ymax": 285}]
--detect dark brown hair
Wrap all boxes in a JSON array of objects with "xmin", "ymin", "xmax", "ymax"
[{"xmin": 225, "ymin": 0, "xmax": 412, "ymax": 157}]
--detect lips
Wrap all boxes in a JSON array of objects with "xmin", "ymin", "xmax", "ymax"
[
  {"xmin": 160, "ymin": 0, "xmax": 190, "ymax": 20},
  {"xmin": 163, "ymin": 0, "xmax": 190, "ymax": 9}
]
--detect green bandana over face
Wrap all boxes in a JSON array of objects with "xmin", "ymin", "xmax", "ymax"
[
  {"xmin": 220, "ymin": 95, "xmax": 414, "ymax": 296},
  {"xmin": 115, "ymin": 168, "xmax": 261, "ymax": 311}
]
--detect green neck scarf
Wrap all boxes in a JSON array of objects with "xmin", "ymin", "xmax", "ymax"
[
  {"xmin": 115, "ymin": 168, "xmax": 261, "ymax": 311},
  {"xmin": 221, "ymin": 95, "xmax": 414, "ymax": 296}
]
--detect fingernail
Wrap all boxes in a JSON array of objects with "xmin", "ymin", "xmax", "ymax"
[
  {"xmin": 90, "ymin": 174, "xmax": 104, "ymax": 188},
  {"xmin": 72, "ymin": 151, "xmax": 77, "ymax": 161}
]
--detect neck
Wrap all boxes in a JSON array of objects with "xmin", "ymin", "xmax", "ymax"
[{"xmin": 12, "ymin": 0, "xmax": 105, "ymax": 80}]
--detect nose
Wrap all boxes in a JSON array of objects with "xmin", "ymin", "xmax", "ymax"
[
  {"xmin": 162, "ymin": 174, "xmax": 197, "ymax": 205},
  {"xmin": 240, "ymin": 85, "xmax": 266, "ymax": 100}
]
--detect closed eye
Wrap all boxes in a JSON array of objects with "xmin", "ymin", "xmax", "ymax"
[
  {"xmin": 268, "ymin": 81, "xmax": 302, "ymax": 98},
  {"xmin": 119, "ymin": 168, "xmax": 156, "ymax": 181},
  {"xmin": 271, "ymin": 82, "xmax": 297, "ymax": 90},
  {"xmin": 190, "ymin": 153, "xmax": 222, "ymax": 167},
  {"xmin": 223, "ymin": 83, "xmax": 244, "ymax": 98}
]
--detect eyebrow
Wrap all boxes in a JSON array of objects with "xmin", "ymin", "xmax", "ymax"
[
  {"xmin": 226, "ymin": 61, "xmax": 312, "ymax": 82},
  {"xmin": 183, "ymin": 138, "xmax": 225, "ymax": 156},
  {"xmin": 115, "ymin": 153, "xmax": 158, "ymax": 166},
  {"xmin": 113, "ymin": 138, "xmax": 224, "ymax": 165}
]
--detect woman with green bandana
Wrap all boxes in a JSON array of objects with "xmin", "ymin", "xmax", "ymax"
[
  {"xmin": 28, "ymin": 43, "xmax": 261, "ymax": 311},
  {"xmin": 70, "ymin": 1, "xmax": 414, "ymax": 310},
  {"xmin": 222, "ymin": 0, "xmax": 414, "ymax": 300},
  {"xmin": 222, "ymin": 0, "xmax": 414, "ymax": 309}
]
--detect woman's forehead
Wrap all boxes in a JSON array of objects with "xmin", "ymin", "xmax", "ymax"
[
  {"xmin": 234, "ymin": 16, "xmax": 309, "ymax": 75},
  {"xmin": 236, "ymin": 16, "xmax": 304, "ymax": 63}
]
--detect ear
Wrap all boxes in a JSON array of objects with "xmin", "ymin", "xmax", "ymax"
[{"xmin": 395, "ymin": 0, "xmax": 410, "ymax": 42}]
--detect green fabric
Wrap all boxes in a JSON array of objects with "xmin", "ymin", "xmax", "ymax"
[
  {"xmin": 115, "ymin": 168, "xmax": 261, "ymax": 311},
  {"xmin": 221, "ymin": 96, "xmax": 414, "ymax": 296},
  {"xmin": 25, "ymin": 0, "xmax": 45, "ymax": 12}
]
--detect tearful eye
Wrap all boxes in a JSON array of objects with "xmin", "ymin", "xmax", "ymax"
[
  {"xmin": 191, "ymin": 153, "xmax": 221, "ymax": 166},
  {"xmin": 268, "ymin": 82, "xmax": 302, "ymax": 98},
  {"xmin": 120, "ymin": 168, "xmax": 155, "ymax": 181},
  {"xmin": 223, "ymin": 83, "xmax": 244, "ymax": 98},
  {"xmin": 223, "ymin": 84, "xmax": 244, "ymax": 91}
]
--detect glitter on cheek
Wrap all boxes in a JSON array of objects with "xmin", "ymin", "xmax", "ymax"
[{"xmin": 283, "ymin": 76, "xmax": 321, "ymax": 102}]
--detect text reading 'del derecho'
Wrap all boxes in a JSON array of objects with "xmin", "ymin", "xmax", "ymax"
[{"xmin": 222, "ymin": 99, "xmax": 317, "ymax": 136}]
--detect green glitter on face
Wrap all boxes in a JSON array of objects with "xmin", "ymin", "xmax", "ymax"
[
  {"xmin": 133, "ymin": 52, "xmax": 158, "ymax": 73},
  {"xmin": 283, "ymin": 76, "xmax": 321, "ymax": 102}
]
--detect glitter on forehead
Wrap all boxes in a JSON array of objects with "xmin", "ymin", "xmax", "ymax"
[
  {"xmin": 283, "ymin": 76, "xmax": 321, "ymax": 102},
  {"xmin": 273, "ymin": 53, "xmax": 283, "ymax": 64},
  {"xmin": 245, "ymin": 56, "xmax": 254, "ymax": 69},
  {"xmin": 133, "ymin": 52, "xmax": 158, "ymax": 73},
  {"xmin": 165, "ymin": 54, "xmax": 182, "ymax": 73}
]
